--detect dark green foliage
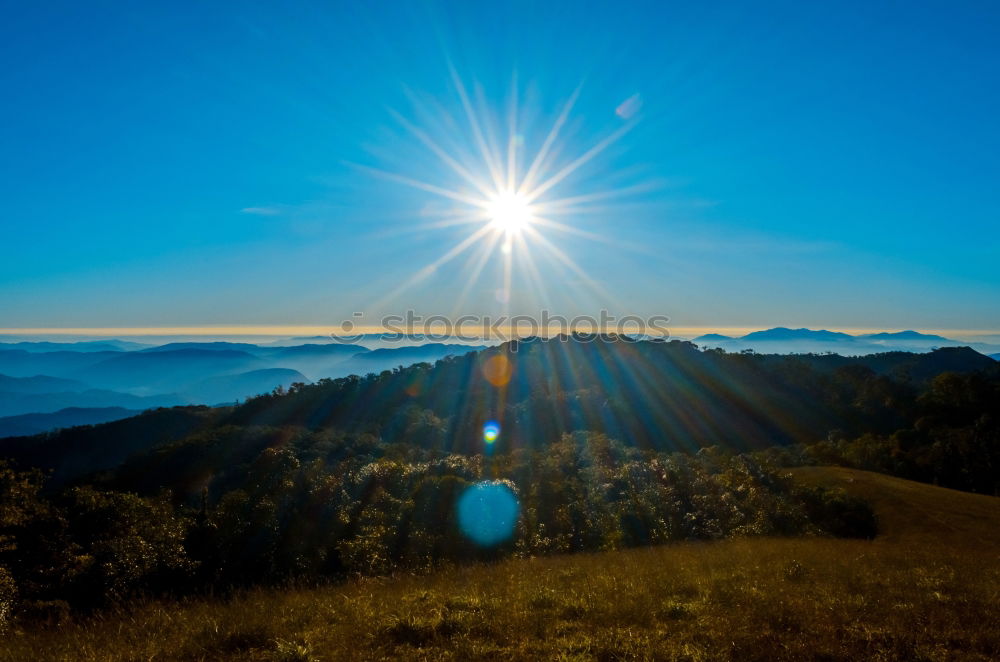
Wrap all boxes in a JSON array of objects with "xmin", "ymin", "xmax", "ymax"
[
  {"xmin": 0, "ymin": 437, "xmax": 866, "ymax": 615},
  {"xmin": 55, "ymin": 487, "xmax": 192, "ymax": 604},
  {"xmin": 796, "ymin": 487, "xmax": 878, "ymax": 539},
  {"xmin": 0, "ymin": 460, "xmax": 192, "ymax": 611},
  {"xmin": 762, "ymin": 371, "xmax": 1000, "ymax": 495}
]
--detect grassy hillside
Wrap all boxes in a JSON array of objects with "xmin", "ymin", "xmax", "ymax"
[
  {"xmin": 789, "ymin": 466, "xmax": 1000, "ymax": 547},
  {"xmin": 4, "ymin": 468, "xmax": 998, "ymax": 661}
]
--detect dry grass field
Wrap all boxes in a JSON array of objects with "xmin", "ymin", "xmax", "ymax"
[{"xmin": 3, "ymin": 467, "xmax": 999, "ymax": 661}]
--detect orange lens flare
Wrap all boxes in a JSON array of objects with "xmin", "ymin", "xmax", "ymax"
[{"xmin": 482, "ymin": 354, "xmax": 513, "ymax": 387}]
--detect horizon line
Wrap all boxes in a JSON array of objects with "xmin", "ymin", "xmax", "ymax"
[{"xmin": 0, "ymin": 325, "xmax": 998, "ymax": 340}]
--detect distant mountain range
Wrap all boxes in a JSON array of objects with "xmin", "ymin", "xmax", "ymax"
[
  {"xmin": 0, "ymin": 406, "xmax": 142, "ymax": 438},
  {"xmin": 0, "ymin": 373, "xmax": 91, "ymax": 394},
  {"xmin": 0, "ymin": 389, "xmax": 184, "ymax": 419},
  {"xmin": 688, "ymin": 328, "xmax": 1000, "ymax": 356},
  {"xmin": 0, "ymin": 340, "xmax": 151, "ymax": 352},
  {"xmin": 0, "ymin": 340, "xmax": 486, "ymax": 433},
  {"xmin": 183, "ymin": 368, "xmax": 307, "ymax": 404},
  {"xmin": 269, "ymin": 333, "xmax": 491, "ymax": 350}
]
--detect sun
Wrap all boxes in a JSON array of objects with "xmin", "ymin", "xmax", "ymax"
[
  {"xmin": 358, "ymin": 74, "xmax": 641, "ymax": 312},
  {"xmin": 485, "ymin": 191, "xmax": 534, "ymax": 234}
]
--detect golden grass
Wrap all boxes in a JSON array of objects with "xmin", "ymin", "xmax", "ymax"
[
  {"xmin": 3, "ymin": 468, "xmax": 999, "ymax": 661},
  {"xmin": 789, "ymin": 466, "xmax": 1000, "ymax": 547}
]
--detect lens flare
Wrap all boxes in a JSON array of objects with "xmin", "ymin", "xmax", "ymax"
[
  {"xmin": 482, "ymin": 354, "xmax": 513, "ymax": 387},
  {"xmin": 483, "ymin": 421, "xmax": 500, "ymax": 444},
  {"xmin": 456, "ymin": 481, "xmax": 519, "ymax": 547}
]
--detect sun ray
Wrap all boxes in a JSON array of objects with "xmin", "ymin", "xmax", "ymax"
[
  {"xmin": 524, "ymin": 121, "xmax": 636, "ymax": 202},
  {"xmin": 371, "ymin": 224, "xmax": 495, "ymax": 310},
  {"xmin": 349, "ymin": 162, "xmax": 486, "ymax": 207},
  {"xmin": 517, "ymin": 86, "xmax": 581, "ymax": 197},
  {"xmin": 501, "ymin": 231, "xmax": 513, "ymax": 313},
  {"xmin": 389, "ymin": 109, "xmax": 495, "ymax": 198},
  {"xmin": 512, "ymin": 231, "xmax": 553, "ymax": 311},
  {"xmin": 523, "ymin": 224, "xmax": 615, "ymax": 302},
  {"xmin": 506, "ymin": 74, "xmax": 518, "ymax": 192},
  {"xmin": 529, "ymin": 216, "xmax": 607, "ymax": 242},
  {"xmin": 529, "ymin": 216, "xmax": 651, "ymax": 255},
  {"xmin": 366, "ymin": 214, "xmax": 487, "ymax": 241},
  {"xmin": 449, "ymin": 65, "xmax": 505, "ymax": 192},
  {"xmin": 477, "ymin": 82, "xmax": 509, "ymax": 191},
  {"xmin": 449, "ymin": 231, "xmax": 504, "ymax": 319},
  {"xmin": 534, "ymin": 181, "xmax": 658, "ymax": 211}
]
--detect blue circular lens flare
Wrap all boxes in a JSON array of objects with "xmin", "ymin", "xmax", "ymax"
[
  {"xmin": 483, "ymin": 421, "xmax": 500, "ymax": 444},
  {"xmin": 457, "ymin": 481, "xmax": 519, "ymax": 547}
]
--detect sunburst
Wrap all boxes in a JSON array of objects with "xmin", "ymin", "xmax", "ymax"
[{"xmin": 359, "ymin": 71, "xmax": 642, "ymax": 316}]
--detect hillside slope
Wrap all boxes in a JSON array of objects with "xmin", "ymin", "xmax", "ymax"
[
  {"xmin": 0, "ymin": 406, "xmax": 227, "ymax": 485},
  {"xmin": 790, "ymin": 466, "xmax": 1000, "ymax": 547},
  {"xmin": 0, "ymin": 406, "xmax": 141, "ymax": 438},
  {"xmin": 6, "ymin": 468, "xmax": 998, "ymax": 661}
]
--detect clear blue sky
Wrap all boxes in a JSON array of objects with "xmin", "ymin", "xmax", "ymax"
[{"xmin": 2, "ymin": 1, "xmax": 998, "ymax": 334}]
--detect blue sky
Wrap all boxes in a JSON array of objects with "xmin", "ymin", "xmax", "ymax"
[{"xmin": 1, "ymin": 1, "xmax": 999, "ymax": 335}]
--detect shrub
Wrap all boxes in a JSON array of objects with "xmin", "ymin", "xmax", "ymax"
[{"xmin": 797, "ymin": 486, "xmax": 878, "ymax": 539}]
